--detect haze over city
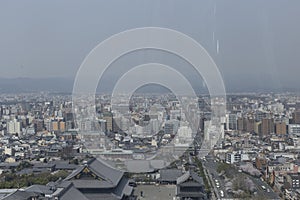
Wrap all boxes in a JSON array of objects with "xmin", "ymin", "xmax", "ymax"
[
  {"xmin": 1, "ymin": 1, "xmax": 300, "ymax": 200},
  {"xmin": 1, "ymin": 0, "xmax": 300, "ymax": 93}
]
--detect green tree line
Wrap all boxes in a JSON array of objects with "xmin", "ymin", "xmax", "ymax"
[{"xmin": 0, "ymin": 170, "xmax": 69, "ymax": 189}]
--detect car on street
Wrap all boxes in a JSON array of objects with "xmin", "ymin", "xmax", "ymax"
[{"xmin": 220, "ymin": 190, "xmax": 224, "ymax": 197}]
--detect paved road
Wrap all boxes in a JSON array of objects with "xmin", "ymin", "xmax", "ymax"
[
  {"xmin": 202, "ymin": 154, "xmax": 228, "ymax": 199},
  {"xmin": 202, "ymin": 163, "xmax": 218, "ymax": 200},
  {"xmin": 249, "ymin": 176, "xmax": 280, "ymax": 200},
  {"xmin": 201, "ymin": 154, "xmax": 280, "ymax": 200}
]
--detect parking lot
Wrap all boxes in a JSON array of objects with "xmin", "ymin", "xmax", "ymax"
[{"xmin": 134, "ymin": 184, "xmax": 176, "ymax": 200}]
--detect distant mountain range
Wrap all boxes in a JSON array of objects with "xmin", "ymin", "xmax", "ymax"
[
  {"xmin": 0, "ymin": 77, "xmax": 171, "ymax": 94},
  {"xmin": 0, "ymin": 77, "xmax": 299, "ymax": 94},
  {"xmin": 0, "ymin": 77, "xmax": 73, "ymax": 93}
]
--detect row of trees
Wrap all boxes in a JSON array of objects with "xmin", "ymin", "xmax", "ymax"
[
  {"xmin": 0, "ymin": 170, "xmax": 69, "ymax": 189},
  {"xmin": 194, "ymin": 157, "xmax": 211, "ymax": 194}
]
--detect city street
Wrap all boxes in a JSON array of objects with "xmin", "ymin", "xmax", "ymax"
[
  {"xmin": 202, "ymin": 154, "xmax": 228, "ymax": 199},
  {"xmin": 202, "ymin": 154, "xmax": 280, "ymax": 200}
]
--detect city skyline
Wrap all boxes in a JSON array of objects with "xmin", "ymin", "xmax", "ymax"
[
  {"xmin": 0, "ymin": 1, "xmax": 300, "ymax": 199},
  {"xmin": 0, "ymin": 0, "xmax": 300, "ymax": 92}
]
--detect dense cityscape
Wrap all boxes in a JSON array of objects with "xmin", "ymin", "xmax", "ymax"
[
  {"xmin": 0, "ymin": 92, "xmax": 299, "ymax": 199},
  {"xmin": 1, "ymin": 0, "xmax": 299, "ymax": 199}
]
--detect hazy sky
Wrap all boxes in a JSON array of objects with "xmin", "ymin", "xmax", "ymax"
[{"xmin": 0, "ymin": 0, "xmax": 300, "ymax": 91}]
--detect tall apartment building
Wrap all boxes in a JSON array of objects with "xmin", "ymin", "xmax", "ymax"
[
  {"xmin": 260, "ymin": 118, "xmax": 274, "ymax": 137},
  {"xmin": 226, "ymin": 113, "xmax": 237, "ymax": 130},
  {"xmin": 275, "ymin": 122, "xmax": 287, "ymax": 135},
  {"xmin": 33, "ymin": 119, "xmax": 44, "ymax": 132},
  {"xmin": 59, "ymin": 121, "xmax": 66, "ymax": 131},
  {"xmin": 237, "ymin": 117, "xmax": 244, "ymax": 131},
  {"xmin": 52, "ymin": 121, "xmax": 59, "ymax": 131},
  {"xmin": 293, "ymin": 110, "xmax": 300, "ymax": 124},
  {"xmin": 103, "ymin": 113, "xmax": 113, "ymax": 132},
  {"xmin": 288, "ymin": 124, "xmax": 300, "ymax": 135},
  {"xmin": 245, "ymin": 118, "xmax": 255, "ymax": 132},
  {"xmin": 7, "ymin": 119, "xmax": 21, "ymax": 135}
]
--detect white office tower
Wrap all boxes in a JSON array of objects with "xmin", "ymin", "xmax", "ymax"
[
  {"xmin": 178, "ymin": 126, "xmax": 193, "ymax": 140},
  {"xmin": 208, "ymin": 124, "xmax": 220, "ymax": 150},
  {"xmin": 135, "ymin": 125, "xmax": 143, "ymax": 136},
  {"xmin": 204, "ymin": 120, "xmax": 211, "ymax": 141},
  {"xmin": 226, "ymin": 113, "xmax": 237, "ymax": 131},
  {"xmin": 150, "ymin": 119, "xmax": 160, "ymax": 134},
  {"xmin": 120, "ymin": 117, "xmax": 130, "ymax": 132},
  {"xmin": 134, "ymin": 124, "xmax": 151, "ymax": 137},
  {"xmin": 7, "ymin": 119, "xmax": 21, "ymax": 135},
  {"xmin": 79, "ymin": 119, "xmax": 93, "ymax": 131},
  {"xmin": 289, "ymin": 124, "xmax": 300, "ymax": 136},
  {"xmin": 173, "ymin": 125, "xmax": 193, "ymax": 159},
  {"xmin": 99, "ymin": 119, "xmax": 107, "ymax": 132},
  {"xmin": 170, "ymin": 109, "xmax": 181, "ymax": 120},
  {"xmin": 199, "ymin": 119, "xmax": 224, "ymax": 158}
]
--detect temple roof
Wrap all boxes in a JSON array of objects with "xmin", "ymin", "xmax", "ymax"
[
  {"xmin": 177, "ymin": 170, "xmax": 204, "ymax": 186},
  {"xmin": 65, "ymin": 158, "xmax": 124, "ymax": 188}
]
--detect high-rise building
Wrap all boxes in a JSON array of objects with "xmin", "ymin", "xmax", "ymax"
[
  {"xmin": 113, "ymin": 117, "xmax": 121, "ymax": 133},
  {"xmin": 66, "ymin": 121, "xmax": 74, "ymax": 131},
  {"xmin": 260, "ymin": 118, "xmax": 274, "ymax": 137},
  {"xmin": 275, "ymin": 122, "xmax": 286, "ymax": 135},
  {"xmin": 245, "ymin": 118, "xmax": 255, "ymax": 132},
  {"xmin": 79, "ymin": 120, "xmax": 95, "ymax": 131},
  {"xmin": 103, "ymin": 113, "xmax": 113, "ymax": 132},
  {"xmin": 164, "ymin": 121, "xmax": 174, "ymax": 135},
  {"xmin": 255, "ymin": 111, "xmax": 267, "ymax": 121},
  {"xmin": 7, "ymin": 119, "xmax": 21, "ymax": 135},
  {"xmin": 237, "ymin": 117, "xmax": 244, "ymax": 131},
  {"xmin": 199, "ymin": 116, "xmax": 206, "ymax": 132},
  {"xmin": 64, "ymin": 112, "xmax": 74, "ymax": 130},
  {"xmin": 99, "ymin": 119, "xmax": 107, "ymax": 133},
  {"xmin": 254, "ymin": 121, "xmax": 261, "ymax": 134},
  {"xmin": 59, "ymin": 121, "xmax": 66, "ymax": 131},
  {"xmin": 52, "ymin": 121, "xmax": 59, "ymax": 131},
  {"xmin": 170, "ymin": 110, "xmax": 181, "ymax": 120},
  {"xmin": 288, "ymin": 124, "xmax": 300, "ymax": 135},
  {"xmin": 204, "ymin": 120, "xmax": 211, "ymax": 141},
  {"xmin": 226, "ymin": 114, "xmax": 237, "ymax": 130},
  {"xmin": 293, "ymin": 110, "xmax": 300, "ymax": 124},
  {"xmin": 150, "ymin": 119, "xmax": 160, "ymax": 134},
  {"xmin": 34, "ymin": 119, "xmax": 44, "ymax": 132}
]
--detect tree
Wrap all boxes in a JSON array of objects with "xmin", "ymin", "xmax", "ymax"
[{"xmin": 16, "ymin": 161, "xmax": 32, "ymax": 171}]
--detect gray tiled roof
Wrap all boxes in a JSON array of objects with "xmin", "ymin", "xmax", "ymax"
[
  {"xmin": 89, "ymin": 158, "xmax": 124, "ymax": 185},
  {"xmin": 64, "ymin": 165, "xmax": 85, "ymax": 180},
  {"xmin": 71, "ymin": 179, "xmax": 114, "ymax": 188},
  {"xmin": 60, "ymin": 186, "xmax": 89, "ymax": 200},
  {"xmin": 159, "ymin": 169, "xmax": 183, "ymax": 182},
  {"xmin": 1, "ymin": 190, "xmax": 38, "ymax": 200},
  {"xmin": 53, "ymin": 161, "xmax": 78, "ymax": 170},
  {"xmin": 25, "ymin": 184, "xmax": 52, "ymax": 195},
  {"xmin": 113, "ymin": 177, "xmax": 133, "ymax": 198},
  {"xmin": 65, "ymin": 158, "xmax": 124, "ymax": 187},
  {"xmin": 177, "ymin": 170, "xmax": 204, "ymax": 185},
  {"xmin": 190, "ymin": 170, "xmax": 204, "ymax": 185},
  {"xmin": 57, "ymin": 181, "xmax": 126, "ymax": 200},
  {"xmin": 61, "ymin": 158, "xmax": 134, "ymax": 200}
]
